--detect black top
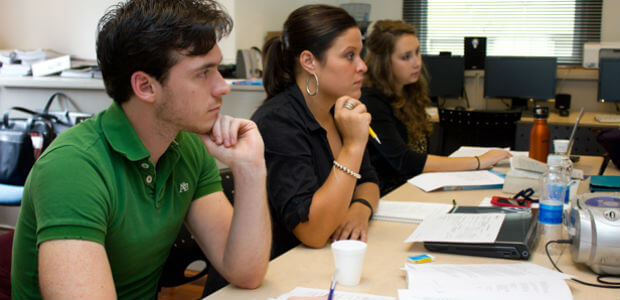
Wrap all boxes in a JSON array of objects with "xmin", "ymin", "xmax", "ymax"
[
  {"xmin": 251, "ymin": 85, "xmax": 379, "ymax": 258},
  {"xmin": 360, "ymin": 86, "xmax": 428, "ymax": 196}
]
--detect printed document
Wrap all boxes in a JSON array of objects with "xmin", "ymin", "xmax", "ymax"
[
  {"xmin": 373, "ymin": 201, "xmax": 453, "ymax": 223},
  {"xmin": 407, "ymin": 170, "xmax": 504, "ymax": 192},
  {"xmin": 449, "ymin": 146, "xmax": 527, "ymax": 158},
  {"xmin": 401, "ymin": 263, "xmax": 573, "ymax": 300},
  {"xmin": 271, "ymin": 287, "xmax": 395, "ymax": 300},
  {"xmin": 404, "ymin": 213, "xmax": 505, "ymax": 243}
]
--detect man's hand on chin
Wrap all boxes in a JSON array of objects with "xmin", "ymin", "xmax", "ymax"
[{"xmin": 200, "ymin": 114, "xmax": 265, "ymax": 170}]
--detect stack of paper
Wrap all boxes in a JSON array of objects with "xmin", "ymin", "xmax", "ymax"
[
  {"xmin": 502, "ymin": 156, "xmax": 545, "ymax": 195},
  {"xmin": 408, "ymin": 170, "xmax": 504, "ymax": 192},
  {"xmin": 0, "ymin": 49, "xmax": 70, "ymax": 77},
  {"xmin": 373, "ymin": 201, "xmax": 453, "ymax": 223},
  {"xmin": 503, "ymin": 156, "xmax": 584, "ymax": 195},
  {"xmin": 60, "ymin": 66, "xmax": 102, "ymax": 78},
  {"xmin": 400, "ymin": 263, "xmax": 573, "ymax": 300},
  {"xmin": 448, "ymin": 146, "xmax": 527, "ymax": 159}
]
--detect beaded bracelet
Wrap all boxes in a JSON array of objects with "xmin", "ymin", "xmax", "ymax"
[{"xmin": 333, "ymin": 160, "xmax": 361, "ymax": 179}]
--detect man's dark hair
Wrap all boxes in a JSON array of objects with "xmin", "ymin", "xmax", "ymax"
[{"xmin": 96, "ymin": 0, "xmax": 233, "ymax": 103}]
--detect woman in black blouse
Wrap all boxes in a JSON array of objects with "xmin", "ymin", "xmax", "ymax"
[
  {"xmin": 361, "ymin": 20, "xmax": 511, "ymax": 196},
  {"xmin": 251, "ymin": 5, "xmax": 380, "ymax": 258}
]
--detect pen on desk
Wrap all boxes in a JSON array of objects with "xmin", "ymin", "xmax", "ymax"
[
  {"xmin": 369, "ymin": 126, "xmax": 381, "ymax": 144},
  {"xmin": 451, "ymin": 199, "xmax": 458, "ymax": 213},
  {"xmin": 327, "ymin": 271, "xmax": 337, "ymax": 300}
]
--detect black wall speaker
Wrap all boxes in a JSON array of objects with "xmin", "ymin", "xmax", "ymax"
[
  {"xmin": 464, "ymin": 37, "xmax": 486, "ymax": 70},
  {"xmin": 555, "ymin": 93, "xmax": 571, "ymax": 116}
]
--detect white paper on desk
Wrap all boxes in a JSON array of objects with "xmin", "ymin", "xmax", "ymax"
[
  {"xmin": 402, "ymin": 263, "xmax": 573, "ymax": 300},
  {"xmin": 398, "ymin": 283, "xmax": 571, "ymax": 300},
  {"xmin": 373, "ymin": 201, "xmax": 453, "ymax": 223},
  {"xmin": 404, "ymin": 213, "xmax": 505, "ymax": 243},
  {"xmin": 448, "ymin": 146, "xmax": 527, "ymax": 158},
  {"xmin": 404, "ymin": 263, "xmax": 574, "ymax": 282},
  {"xmin": 272, "ymin": 287, "xmax": 395, "ymax": 300},
  {"xmin": 407, "ymin": 170, "xmax": 504, "ymax": 192}
]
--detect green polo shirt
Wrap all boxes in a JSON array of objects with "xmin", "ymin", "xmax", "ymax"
[{"xmin": 11, "ymin": 102, "xmax": 222, "ymax": 299}]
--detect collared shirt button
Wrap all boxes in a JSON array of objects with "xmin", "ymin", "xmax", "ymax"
[
  {"xmin": 145, "ymin": 175, "xmax": 153, "ymax": 184},
  {"xmin": 141, "ymin": 163, "xmax": 150, "ymax": 169}
]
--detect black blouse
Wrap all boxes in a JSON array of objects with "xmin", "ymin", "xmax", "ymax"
[
  {"xmin": 251, "ymin": 85, "xmax": 379, "ymax": 258},
  {"xmin": 360, "ymin": 86, "xmax": 428, "ymax": 196}
]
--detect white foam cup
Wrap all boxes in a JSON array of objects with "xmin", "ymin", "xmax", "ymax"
[
  {"xmin": 553, "ymin": 139, "xmax": 569, "ymax": 154},
  {"xmin": 331, "ymin": 240, "xmax": 367, "ymax": 286}
]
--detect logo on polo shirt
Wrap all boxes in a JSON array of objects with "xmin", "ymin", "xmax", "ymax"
[{"xmin": 179, "ymin": 182, "xmax": 189, "ymax": 193}]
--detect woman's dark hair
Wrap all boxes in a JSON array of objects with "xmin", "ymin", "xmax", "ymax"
[
  {"xmin": 96, "ymin": 0, "xmax": 232, "ymax": 103},
  {"xmin": 262, "ymin": 4, "xmax": 357, "ymax": 100},
  {"xmin": 363, "ymin": 20, "xmax": 432, "ymax": 153}
]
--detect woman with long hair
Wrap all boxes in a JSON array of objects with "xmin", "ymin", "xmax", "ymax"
[
  {"xmin": 362, "ymin": 20, "xmax": 511, "ymax": 195},
  {"xmin": 252, "ymin": 5, "xmax": 380, "ymax": 257}
]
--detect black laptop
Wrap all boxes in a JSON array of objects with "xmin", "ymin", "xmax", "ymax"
[{"xmin": 423, "ymin": 206, "xmax": 538, "ymax": 260}]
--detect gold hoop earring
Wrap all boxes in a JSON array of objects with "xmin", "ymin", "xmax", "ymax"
[{"xmin": 305, "ymin": 73, "xmax": 319, "ymax": 96}]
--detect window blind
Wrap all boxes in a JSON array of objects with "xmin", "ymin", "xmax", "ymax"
[{"xmin": 403, "ymin": 0, "xmax": 602, "ymax": 64}]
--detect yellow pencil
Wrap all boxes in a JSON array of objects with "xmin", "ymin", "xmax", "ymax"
[{"xmin": 369, "ymin": 126, "xmax": 381, "ymax": 144}]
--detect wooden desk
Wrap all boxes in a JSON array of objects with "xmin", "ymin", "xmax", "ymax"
[{"xmin": 205, "ymin": 156, "xmax": 619, "ymax": 300}]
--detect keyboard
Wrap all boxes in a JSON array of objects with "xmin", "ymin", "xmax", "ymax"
[{"xmin": 594, "ymin": 114, "xmax": 620, "ymax": 123}]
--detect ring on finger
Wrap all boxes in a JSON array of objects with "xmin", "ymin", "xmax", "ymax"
[{"xmin": 344, "ymin": 101, "xmax": 355, "ymax": 110}]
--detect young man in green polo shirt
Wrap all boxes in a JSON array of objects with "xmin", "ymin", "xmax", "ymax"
[{"xmin": 11, "ymin": 0, "xmax": 271, "ymax": 299}]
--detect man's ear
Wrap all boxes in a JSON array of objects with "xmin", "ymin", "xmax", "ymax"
[
  {"xmin": 130, "ymin": 71, "xmax": 158, "ymax": 103},
  {"xmin": 298, "ymin": 50, "xmax": 317, "ymax": 74}
]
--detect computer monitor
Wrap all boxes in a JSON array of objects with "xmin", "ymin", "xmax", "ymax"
[
  {"xmin": 597, "ymin": 57, "xmax": 620, "ymax": 103},
  {"xmin": 484, "ymin": 56, "xmax": 557, "ymax": 110},
  {"xmin": 422, "ymin": 55, "xmax": 464, "ymax": 99}
]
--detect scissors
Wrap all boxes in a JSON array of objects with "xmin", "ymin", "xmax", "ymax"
[{"xmin": 513, "ymin": 188, "xmax": 538, "ymax": 203}]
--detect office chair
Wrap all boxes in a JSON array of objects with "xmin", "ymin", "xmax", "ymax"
[
  {"xmin": 0, "ymin": 230, "xmax": 13, "ymax": 300},
  {"xmin": 0, "ymin": 184, "xmax": 23, "ymax": 231},
  {"xmin": 200, "ymin": 168, "xmax": 234, "ymax": 297},
  {"xmin": 157, "ymin": 223, "xmax": 210, "ymax": 292},
  {"xmin": 596, "ymin": 128, "xmax": 620, "ymax": 175},
  {"xmin": 157, "ymin": 169, "xmax": 235, "ymax": 298},
  {"xmin": 438, "ymin": 108, "xmax": 522, "ymax": 155}
]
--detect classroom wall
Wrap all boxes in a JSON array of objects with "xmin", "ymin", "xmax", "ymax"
[
  {"xmin": 601, "ymin": 0, "xmax": 620, "ymax": 42},
  {"xmin": 0, "ymin": 0, "xmax": 617, "ymax": 60},
  {"xmin": 0, "ymin": 0, "xmax": 236, "ymax": 62},
  {"xmin": 0, "ymin": 0, "xmax": 618, "ymax": 113},
  {"xmin": 233, "ymin": 0, "xmax": 401, "ymax": 51}
]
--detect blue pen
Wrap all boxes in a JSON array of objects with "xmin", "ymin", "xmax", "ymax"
[{"xmin": 327, "ymin": 271, "xmax": 337, "ymax": 300}]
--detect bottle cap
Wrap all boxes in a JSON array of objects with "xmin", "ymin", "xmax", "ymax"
[
  {"xmin": 547, "ymin": 155, "xmax": 563, "ymax": 166},
  {"xmin": 533, "ymin": 105, "xmax": 549, "ymax": 119}
]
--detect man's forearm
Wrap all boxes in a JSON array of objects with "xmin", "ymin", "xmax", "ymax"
[{"xmin": 223, "ymin": 163, "xmax": 271, "ymax": 288}]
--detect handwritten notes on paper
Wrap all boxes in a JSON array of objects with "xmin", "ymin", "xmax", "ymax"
[{"xmin": 404, "ymin": 213, "xmax": 505, "ymax": 243}]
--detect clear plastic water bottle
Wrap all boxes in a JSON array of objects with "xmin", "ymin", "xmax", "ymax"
[
  {"xmin": 538, "ymin": 155, "xmax": 569, "ymax": 247},
  {"xmin": 552, "ymin": 139, "xmax": 573, "ymax": 206}
]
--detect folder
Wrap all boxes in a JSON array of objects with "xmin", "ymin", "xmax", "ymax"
[{"xmin": 590, "ymin": 175, "xmax": 620, "ymax": 192}]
